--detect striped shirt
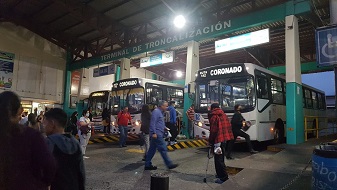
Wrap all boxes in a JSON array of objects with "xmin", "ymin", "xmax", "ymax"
[{"xmin": 186, "ymin": 107, "xmax": 195, "ymax": 121}]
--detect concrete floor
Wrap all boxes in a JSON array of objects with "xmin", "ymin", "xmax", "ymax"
[{"xmin": 84, "ymin": 134, "xmax": 337, "ymax": 190}]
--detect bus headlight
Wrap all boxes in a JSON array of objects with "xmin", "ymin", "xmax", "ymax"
[
  {"xmin": 112, "ymin": 121, "xmax": 115, "ymax": 126},
  {"xmin": 135, "ymin": 120, "xmax": 140, "ymax": 126},
  {"xmin": 197, "ymin": 121, "xmax": 203, "ymax": 127}
]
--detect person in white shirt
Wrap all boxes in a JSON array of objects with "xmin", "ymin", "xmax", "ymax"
[
  {"xmin": 19, "ymin": 111, "xmax": 28, "ymax": 125},
  {"xmin": 79, "ymin": 110, "xmax": 93, "ymax": 159}
]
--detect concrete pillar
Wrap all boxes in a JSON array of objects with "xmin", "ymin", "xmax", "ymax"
[
  {"xmin": 120, "ymin": 58, "xmax": 130, "ymax": 79},
  {"xmin": 285, "ymin": 15, "xmax": 304, "ymax": 144},
  {"xmin": 183, "ymin": 41, "xmax": 199, "ymax": 138},
  {"xmin": 63, "ymin": 51, "xmax": 76, "ymax": 116}
]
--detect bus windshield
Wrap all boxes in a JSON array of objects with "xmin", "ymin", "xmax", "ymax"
[
  {"xmin": 196, "ymin": 76, "xmax": 255, "ymax": 112},
  {"xmin": 111, "ymin": 87, "xmax": 145, "ymax": 114},
  {"xmin": 89, "ymin": 96, "xmax": 109, "ymax": 117}
]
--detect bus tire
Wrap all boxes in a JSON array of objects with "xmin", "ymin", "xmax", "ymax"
[{"xmin": 273, "ymin": 119, "xmax": 284, "ymax": 144}]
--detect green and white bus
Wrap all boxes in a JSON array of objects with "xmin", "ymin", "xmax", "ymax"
[{"xmin": 190, "ymin": 63, "xmax": 326, "ymax": 143}]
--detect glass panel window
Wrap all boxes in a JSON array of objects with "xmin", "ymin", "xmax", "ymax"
[
  {"xmin": 167, "ymin": 88, "xmax": 184, "ymax": 108},
  {"xmin": 312, "ymin": 92, "xmax": 318, "ymax": 109},
  {"xmin": 271, "ymin": 78, "xmax": 283, "ymax": 104},
  {"xmin": 146, "ymin": 87, "xmax": 163, "ymax": 105},
  {"xmin": 197, "ymin": 76, "xmax": 255, "ymax": 112},
  {"xmin": 257, "ymin": 76, "xmax": 269, "ymax": 99},
  {"xmin": 305, "ymin": 89, "xmax": 313, "ymax": 108}
]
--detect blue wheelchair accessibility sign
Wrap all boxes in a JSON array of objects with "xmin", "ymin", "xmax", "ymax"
[{"xmin": 316, "ymin": 26, "xmax": 337, "ymax": 66}]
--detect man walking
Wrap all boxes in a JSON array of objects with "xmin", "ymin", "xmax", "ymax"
[
  {"xmin": 44, "ymin": 108, "xmax": 85, "ymax": 190},
  {"xmin": 116, "ymin": 106, "xmax": 132, "ymax": 148},
  {"xmin": 168, "ymin": 101, "xmax": 177, "ymax": 145},
  {"xmin": 145, "ymin": 100, "xmax": 178, "ymax": 170},
  {"xmin": 208, "ymin": 103, "xmax": 233, "ymax": 184}
]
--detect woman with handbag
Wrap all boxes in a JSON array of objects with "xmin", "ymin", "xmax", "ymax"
[
  {"xmin": 226, "ymin": 105, "xmax": 258, "ymax": 160},
  {"xmin": 140, "ymin": 104, "xmax": 151, "ymax": 161},
  {"xmin": 79, "ymin": 110, "xmax": 93, "ymax": 159}
]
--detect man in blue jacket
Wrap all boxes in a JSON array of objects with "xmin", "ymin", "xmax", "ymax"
[
  {"xmin": 168, "ymin": 101, "xmax": 178, "ymax": 145},
  {"xmin": 145, "ymin": 100, "xmax": 179, "ymax": 170}
]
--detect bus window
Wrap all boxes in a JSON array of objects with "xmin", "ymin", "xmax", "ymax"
[
  {"xmin": 146, "ymin": 87, "xmax": 163, "ymax": 105},
  {"xmin": 167, "ymin": 88, "xmax": 184, "ymax": 108},
  {"xmin": 257, "ymin": 76, "xmax": 269, "ymax": 99},
  {"xmin": 271, "ymin": 78, "xmax": 283, "ymax": 104},
  {"xmin": 127, "ymin": 87, "xmax": 144, "ymax": 113},
  {"xmin": 209, "ymin": 80, "xmax": 219, "ymax": 106},
  {"xmin": 305, "ymin": 89, "xmax": 313, "ymax": 108},
  {"xmin": 312, "ymin": 92, "xmax": 318, "ymax": 109}
]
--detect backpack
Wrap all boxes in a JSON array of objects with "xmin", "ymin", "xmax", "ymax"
[{"xmin": 163, "ymin": 110, "xmax": 170, "ymax": 123}]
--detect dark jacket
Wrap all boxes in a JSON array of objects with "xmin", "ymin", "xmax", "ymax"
[
  {"xmin": 0, "ymin": 126, "xmax": 56, "ymax": 190},
  {"xmin": 208, "ymin": 108, "xmax": 234, "ymax": 144},
  {"xmin": 231, "ymin": 111, "xmax": 245, "ymax": 130},
  {"xmin": 47, "ymin": 134, "xmax": 85, "ymax": 190},
  {"xmin": 141, "ymin": 111, "xmax": 151, "ymax": 134}
]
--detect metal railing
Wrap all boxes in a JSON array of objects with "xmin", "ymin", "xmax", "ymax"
[{"xmin": 304, "ymin": 116, "xmax": 337, "ymax": 141}]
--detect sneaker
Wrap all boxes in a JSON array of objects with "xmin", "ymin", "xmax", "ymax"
[
  {"xmin": 123, "ymin": 145, "xmax": 127, "ymax": 147},
  {"xmin": 144, "ymin": 165, "xmax": 157, "ymax": 170},
  {"xmin": 83, "ymin": 156, "xmax": 90, "ymax": 159},
  {"xmin": 170, "ymin": 141, "xmax": 176, "ymax": 146},
  {"xmin": 214, "ymin": 178, "xmax": 228, "ymax": 184},
  {"xmin": 168, "ymin": 164, "xmax": 179, "ymax": 169},
  {"xmin": 226, "ymin": 156, "xmax": 234, "ymax": 160},
  {"xmin": 142, "ymin": 158, "xmax": 146, "ymax": 161}
]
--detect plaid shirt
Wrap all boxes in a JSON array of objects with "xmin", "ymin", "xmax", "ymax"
[{"xmin": 208, "ymin": 108, "xmax": 234, "ymax": 144}]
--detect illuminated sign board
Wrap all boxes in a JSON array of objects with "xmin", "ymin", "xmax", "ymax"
[
  {"xmin": 113, "ymin": 78, "xmax": 140, "ymax": 89},
  {"xmin": 195, "ymin": 64, "xmax": 247, "ymax": 81},
  {"xmin": 91, "ymin": 92, "xmax": 106, "ymax": 97},
  {"xmin": 140, "ymin": 51, "xmax": 174, "ymax": 68},
  {"xmin": 93, "ymin": 64, "xmax": 115, "ymax": 77},
  {"xmin": 215, "ymin": 28, "xmax": 270, "ymax": 54}
]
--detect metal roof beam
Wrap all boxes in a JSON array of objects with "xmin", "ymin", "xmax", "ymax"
[
  {"xmin": 116, "ymin": 2, "xmax": 163, "ymax": 22},
  {"xmin": 52, "ymin": 0, "xmax": 126, "ymax": 46},
  {"xmin": 45, "ymin": 12, "xmax": 71, "ymax": 25},
  {"xmin": 101, "ymin": 0, "xmax": 133, "ymax": 13}
]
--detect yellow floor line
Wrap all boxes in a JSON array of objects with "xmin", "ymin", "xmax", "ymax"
[
  {"xmin": 173, "ymin": 144, "xmax": 181, "ymax": 149},
  {"xmin": 167, "ymin": 146, "xmax": 174, "ymax": 151},
  {"xmin": 94, "ymin": 139, "xmax": 104, "ymax": 143},
  {"xmin": 197, "ymin": 140, "xmax": 207, "ymax": 146},
  {"xmin": 102, "ymin": 137, "xmax": 113, "ymax": 142},
  {"xmin": 180, "ymin": 142, "xmax": 189, "ymax": 148},
  {"xmin": 109, "ymin": 136, "xmax": 119, "ymax": 141},
  {"xmin": 193, "ymin": 140, "xmax": 203, "ymax": 147},
  {"xmin": 186, "ymin": 141, "xmax": 197, "ymax": 147}
]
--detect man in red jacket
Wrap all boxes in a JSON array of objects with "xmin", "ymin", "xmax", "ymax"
[{"xmin": 208, "ymin": 103, "xmax": 234, "ymax": 184}]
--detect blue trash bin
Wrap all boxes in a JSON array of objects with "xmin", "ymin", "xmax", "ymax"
[{"xmin": 312, "ymin": 144, "xmax": 337, "ymax": 190}]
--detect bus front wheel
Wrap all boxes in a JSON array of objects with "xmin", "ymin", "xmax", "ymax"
[{"xmin": 273, "ymin": 119, "xmax": 285, "ymax": 144}]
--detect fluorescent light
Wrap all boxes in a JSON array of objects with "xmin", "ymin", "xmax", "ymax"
[{"xmin": 174, "ymin": 15, "xmax": 186, "ymax": 28}]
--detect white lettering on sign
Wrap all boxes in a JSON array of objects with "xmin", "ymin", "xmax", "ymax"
[
  {"xmin": 118, "ymin": 80, "xmax": 138, "ymax": 87},
  {"xmin": 100, "ymin": 20, "xmax": 232, "ymax": 62},
  {"xmin": 210, "ymin": 66, "xmax": 243, "ymax": 76},
  {"xmin": 312, "ymin": 160, "xmax": 337, "ymax": 190},
  {"xmin": 92, "ymin": 92, "xmax": 105, "ymax": 97},
  {"xmin": 199, "ymin": 71, "xmax": 207, "ymax": 78}
]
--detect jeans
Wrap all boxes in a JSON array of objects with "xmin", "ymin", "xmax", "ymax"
[
  {"xmin": 214, "ymin": 142, "xmax": 228, "ymax": 181},
  {"xmin": 145, "ymin": 137, "xmax": 173, "ymax": 168},
  {"xmin": 226, "ymin": 128, "xmax": 253, "ymax": 157},
  {"xmin": 119, "ymin": 126, "xmax": 128, "ymax": 147},
  {"xmin": 104, "ymin": 125, "xmax": 111, "ymax": 134},
  {"xmin": 79, "ymin": 132, "xmax": 91, "ymax": 155},
  {"xmin": 143, "ymin": 133, "xmax": 150, "ymax": 157}
]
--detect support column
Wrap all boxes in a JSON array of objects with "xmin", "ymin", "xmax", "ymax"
[
  {"xmin": 183, "ymin": 41, "xmax": 199, "ymax": 138},
  {"xmin": 152, "ymin": 73, "xmax": 157, "ymax": 80},
  {"xmin": 285, "ymin": 15, "xmax": 304, "ymax": 144},
  {"xmin": 115, "ymin": 65, "xmax": 120, "ymax": 82},
  {"xmin": 120, "ymin": 58, "xmax": 130, "ymax": 80},
  {"xmin": 63, "ymin": 51, "xmax": 76, "ymax": 116},
  {"xmin": 330, "ymin": 0, "xmax": 337, "ymax": 121}
]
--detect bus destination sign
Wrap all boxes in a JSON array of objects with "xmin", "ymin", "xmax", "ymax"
[
  {"xmin": 113, "ymin": 78, "xmax": 141, "ymax": 89},
  {"xmin": 196, "ymin": 64, "xmax": 246, "ymax": 81}
]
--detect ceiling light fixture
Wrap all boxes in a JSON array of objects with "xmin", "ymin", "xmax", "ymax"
[
  {"xmin": 176, "ymin": 71, "xmax": 183, "ymax": 78},
  {"xmin": 174, "ymin": 15, "xmax": 186, "ymax": 28}
]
